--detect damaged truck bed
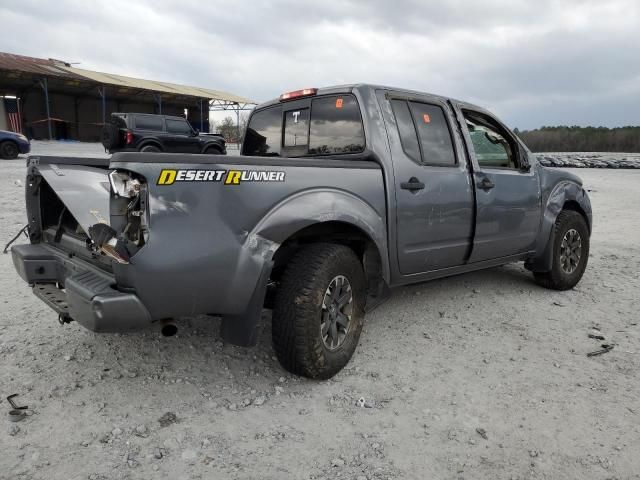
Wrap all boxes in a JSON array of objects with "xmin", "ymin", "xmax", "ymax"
[{"xmin": 11, "ymin": 84, "xmax": 592, "ymax": 379}]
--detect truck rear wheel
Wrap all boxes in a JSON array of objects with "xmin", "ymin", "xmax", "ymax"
[
  {"xmin": 272, "ymin": 243, "xmax": 366, "ymax": 379},
  {"xmin": 140, "ymin": 144, "xmax": 161, "ymax": 152},
  {"xmin": 534, "ymin": 210, "xmax": 589, "ymax": 290},
  {"xmin": 204, "ymin": 146, "xmax": 222, "ymax": 155}
]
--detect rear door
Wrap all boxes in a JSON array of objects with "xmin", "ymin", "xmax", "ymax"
[
  {"xmin": 164, "ymin": 118, "xmax": 200, "ymax": 153},
  {"xmin": 454, "ymin": 106, "xmax": 541, "ymax": 262},
  {"xmin": 378, "ymin": 91, "xmax": 474, "ymax": 274},
  {"xmin": 133, "ymin": 115, "xmax": 164, "ymax": 146}
]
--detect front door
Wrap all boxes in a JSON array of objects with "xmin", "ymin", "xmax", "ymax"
[
  {"xmin": 455, "ymin": 106, "xmax": 541, "ymax": 262},
  {"xmin": 379, "ymin": 91, "xmax": 474, "ymax": 275}
]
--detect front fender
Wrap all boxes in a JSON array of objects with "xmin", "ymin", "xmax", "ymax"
[
  {"xmin": 530, "ymin": 178, "xmax": 592, "ymax": 272},
  {"xmin": 249, "ymin": 188, "xmax": 389, "ymax": 282}
]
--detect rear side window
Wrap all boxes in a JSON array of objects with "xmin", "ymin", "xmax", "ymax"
[
  {"xmin": 135, "ymin": 115, "xmax": 163, "ymax": 131},
  {"xmin": 242, "ymin": 106, "xmax": 283, "ymax": 156},
  {"xmin": 391, "ymin": 99, "xmax": 456, "ymax": 166},
  {"xmin": 309, "ymin": 96, "xmax": 364, "ymax": 154},
  {"xmin": 409, "ymin": 102, "xmax": 456, "ymax": 166},
  {"xmin": 166, "ymin": 119, "xmax": 192, "ymax": 135},
  {"xmin": 390, "ymin": 100, "xmax": 420, "ymax": 162}
]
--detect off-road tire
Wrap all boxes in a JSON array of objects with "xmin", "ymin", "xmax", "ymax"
[
  {"xmin": 0, "ymin": 141, "xmax": 19, "ymax": 159},
  {"xmin": 140, "ymin": 144, "xmax": 161, "ymax": 153},
  {"xmin": 272, "ymin": 243, "xmax": 366, "ymax": 379},
  {"xmin": 101, "ymin": 123, "xmax": 120, "ymax": 150},
  {"xmin": 534, "ymin": 210, "xmax": 589, "ymax": 290}
]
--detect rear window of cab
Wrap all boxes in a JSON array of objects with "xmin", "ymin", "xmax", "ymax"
[{"xmin": 242, "ymin": 94, "xmax": 365, "ymax": 157}]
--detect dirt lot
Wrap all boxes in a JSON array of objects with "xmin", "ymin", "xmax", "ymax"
[{"xmin": 1, "ymin": 142, "xmax": 639, "ymax": 480}]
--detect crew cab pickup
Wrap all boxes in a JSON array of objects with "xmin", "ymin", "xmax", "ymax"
[{"xmin": 11, "ymin": 84, "xmax": 592, "ymax": 379}]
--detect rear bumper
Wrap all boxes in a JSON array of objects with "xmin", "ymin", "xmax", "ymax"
[{"xmin": 11, "ymin": 243, "xmax": 151, "ymax": 332}]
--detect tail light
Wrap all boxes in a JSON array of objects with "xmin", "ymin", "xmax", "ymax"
[
  {"xmin": 280, "ymin": 88, "xmax": 317, "ymax": 101},
  {"xmin": 125, "ymin": 130, "xmax": 133, "ymax": 145}
]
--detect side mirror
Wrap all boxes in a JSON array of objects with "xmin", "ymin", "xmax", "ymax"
[
  {"xmin": 192, "ymin": 129, "xmax": 199, "ymax": 136},
  {"xmin": 519, "ymin": 148, "xmax": 531, "ymax": 171}
]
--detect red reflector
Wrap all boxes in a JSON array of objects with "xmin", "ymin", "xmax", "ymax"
[
  {"xmin": 125, "ymin": 131, "xmax": 133, "ymax": 144},
  {"xmin": 280, "ymin": 88, "xmax": 318, "ymax": 101}
]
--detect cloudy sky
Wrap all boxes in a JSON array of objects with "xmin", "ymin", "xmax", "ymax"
[{"xmin": 1, "ymin": 0, "xmax": 638, "ymax": 129}]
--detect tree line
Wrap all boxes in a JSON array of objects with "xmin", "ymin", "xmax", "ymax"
[{"xmin": 514, "ymin": 126, "xmax": 640, "ymax": 153}]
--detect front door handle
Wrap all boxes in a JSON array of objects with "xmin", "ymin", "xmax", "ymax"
[
  {"xmin": 477, "ymin": 177, "xmax": 495, "ymax": 191},
  {"xmin": 401, "ymin": 177, "xmax": 425, "ymax": 192}
]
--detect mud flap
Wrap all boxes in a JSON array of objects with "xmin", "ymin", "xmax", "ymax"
[{"xmin": 220, "ymin": 260, "xmax": 273, "ymax": 347}]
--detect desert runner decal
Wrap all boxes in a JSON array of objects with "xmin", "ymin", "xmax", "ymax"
[{"xmin": 157, "ymin": 169, "xmax": 285, "ymax": 185}]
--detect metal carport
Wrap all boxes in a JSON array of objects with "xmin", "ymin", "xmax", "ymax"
[{"xmin": 0, "ymin": 51, "xmax": 256, "ymax": 141}]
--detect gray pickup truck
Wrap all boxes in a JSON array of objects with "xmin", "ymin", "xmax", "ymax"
[{"xmin": 11, "ymin": 84, "xmax": 592, "ymax": 379}]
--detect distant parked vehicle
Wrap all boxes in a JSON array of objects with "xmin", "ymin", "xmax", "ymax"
[
  {"xmin": 101, "ymin": 113, "xmax": 226, "ymax": 155},
  {"xmin": 0, "ymin": 129, "xmax": 30, "ymax": 159}
]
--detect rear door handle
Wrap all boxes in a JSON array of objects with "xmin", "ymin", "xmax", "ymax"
[
  {"xmin": 477, "ymin": 177, "xmax": 495, "ymax": 191},
  {"xmin": 401, "ymin": 177, "xmax": 425, "ymax": 192}
]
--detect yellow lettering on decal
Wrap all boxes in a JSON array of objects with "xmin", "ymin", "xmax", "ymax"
[
  {"xmin": 225, "ymin": 170, "xmax": 242, "ymax": 185},
  {"xmin": 157, "ymin": 169, "xmax": 177, "ymax": 185}
]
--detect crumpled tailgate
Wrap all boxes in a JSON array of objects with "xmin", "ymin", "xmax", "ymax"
[{"xmin": 38, "ymin": 163, "xmax": 112, "ymax": 234}]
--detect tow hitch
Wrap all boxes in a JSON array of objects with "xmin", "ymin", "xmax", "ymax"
[{"xmin": 32, "ymin": 283, "xmax": 73, "ymax": 324}]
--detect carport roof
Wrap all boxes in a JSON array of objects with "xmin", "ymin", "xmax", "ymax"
[{"xmin": 0, "ymin": 52, "xmax": 255, "ymax": 104}]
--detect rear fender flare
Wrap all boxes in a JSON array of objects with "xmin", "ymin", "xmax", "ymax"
[{"xmin": 248, "ymin": 188, "xmax": 389, "ymax": 282}]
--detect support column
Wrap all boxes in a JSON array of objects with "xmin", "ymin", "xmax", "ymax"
[
  {"xmin": 199, "ymin": 99, "xmax": 204, "ymax": 132},
  {"xmin": 236, "ymin": 103, "xmax": 240, "ymax": 145},
  {"xmin": 153, "ymin": 93, "xmax": 162, "ymax": 115},
  {"xmin": 74, "ymin": 97, "xmax": 80, "ymax": 140},
  {"xmin": 38, "ymin": 77, "xmax": 52, "ymax": 140},
  {"xmin": 98, "ymin": 86, "xmax": 107, "ymax": 125}
]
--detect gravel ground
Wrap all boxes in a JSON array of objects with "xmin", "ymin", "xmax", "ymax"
[{"xmin": 1, "ymin": 143, "xmax": 639, "ymax": 480}]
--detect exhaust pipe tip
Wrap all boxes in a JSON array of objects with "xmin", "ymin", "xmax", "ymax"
[{"xmin": 160, "ymin": 320, "xmax": 178, "ymax": 337}]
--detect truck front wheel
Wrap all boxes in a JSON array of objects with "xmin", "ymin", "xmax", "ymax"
[
  {"xmin": 534, "ymin": 210, "xmax": 590, "ymax": 290},
  {"xmin": 272, "ymin": 243, "xmax": 366, "ymax": 379}
]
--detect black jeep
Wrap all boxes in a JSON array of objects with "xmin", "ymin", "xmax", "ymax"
[{"xmin": 101, "ymin": 113, "xmax": 226, "ymax": 155}]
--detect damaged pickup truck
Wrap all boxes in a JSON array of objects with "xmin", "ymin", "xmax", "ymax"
[{"xmin": 11, "ymin": 84, "xmax": 592, "ymax": 379}]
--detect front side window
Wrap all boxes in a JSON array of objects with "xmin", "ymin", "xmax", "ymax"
[
  {"xmin": 242, "ymin": 105, "xmax": 283, "ymax": 156},
  {"xmin": 135, "ymin": 115, "xmax": 163, "ymax": 131},
  {"xmin": 166, "ymin": 119, "xmax": 193, "ymax": 135},
  {"xmin": 463, "ymin": 111, "xmax": 516, "ymax": 169}
]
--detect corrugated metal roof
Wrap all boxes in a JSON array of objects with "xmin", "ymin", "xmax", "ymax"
[
  {"xmin": 0, "ymin": 52, "xmax": 81, "ymax": 78},
  {"xmin": 57, "ymin": 66, "xmax": 255, "ymax": 103},
  {"xmin": 0, "ymin": 51, "xmax": 255, "ymax": 104}
]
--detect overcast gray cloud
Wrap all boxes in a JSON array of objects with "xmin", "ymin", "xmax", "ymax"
[{"xmin": 1, "ymin": 0, "xmax": 638, "ymax": 128}]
